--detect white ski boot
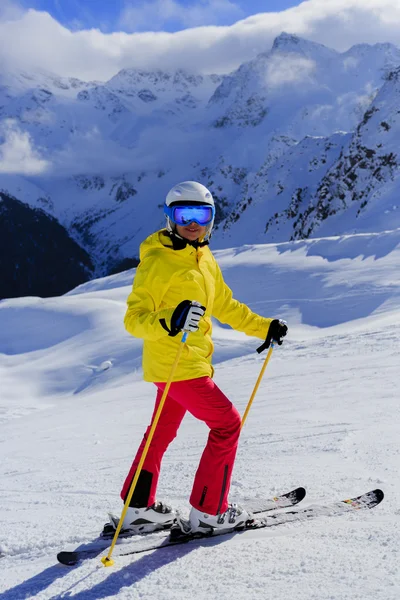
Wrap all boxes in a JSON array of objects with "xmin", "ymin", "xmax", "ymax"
[
  {"xmin": 104, "ymin": 501, "xmax": 177, "ymax": 536},
  {"xmin": 187, "ymin": 503, "xmax": 250, "ymax": 535}
]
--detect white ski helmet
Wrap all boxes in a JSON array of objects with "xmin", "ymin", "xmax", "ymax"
[
  {"xmin": 164, "ymin": 181, "xmax": 215, "ymax": 238},
  {"xmin": 165, "ymin": 181, "xmax": 214, "ymax": 208}
]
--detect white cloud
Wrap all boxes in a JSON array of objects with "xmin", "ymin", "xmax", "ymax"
[
  {"xmin": 0, "ymin": 119, "xmax": 50, "ymax": 175},
  {"xmin": 120, "ymin": 0, "xmax": 244, "ymax": 31},
  {"xmin": 0, "ymin": 0, "xmax": 400, "ymax": 81},
  {"xmin": 50, "ymin": 127, "xmax": 136, "ymax": 176},
  {"xmin": 0, "ymin": 0, "xmax": 23, "ymax": 20},
  {"xmin": 266, "ymin": 56, "xmax": 316, "ymax": 87},
  {"xmin": 46, "ymin": 122, "xmax": 215, "ymax": 177}
]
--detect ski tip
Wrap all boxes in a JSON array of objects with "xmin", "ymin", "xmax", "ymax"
[
  {"xmin": 282, "ymin": 487, "xmax": 306, "ymax": 503},
  {"xmin": 343, "ymin": 488, "xmax": 385, "ymax": 510},
  {"xmin": 373, "ymin": 488, "xmax": 384, "ymax": 504},
  {"xmin": 362, "ymin": 488, "xmax": 384, "ymax": 507},
  {"xmin": 296, "ymin": 487, "xmax": 307, "ymax": 502},
  {"xmin": 57, "ymin": 551, "xmax": 80, "ymax": 567}
]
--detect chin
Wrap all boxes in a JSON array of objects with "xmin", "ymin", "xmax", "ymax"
[{"xmin": 176, "ymin": 226, "xmax": 205, "ymax": 240}]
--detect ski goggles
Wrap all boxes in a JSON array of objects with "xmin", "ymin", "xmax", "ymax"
[{"xmin": 165, "ymin": 204, "xmax": 215, "ymax": 226}]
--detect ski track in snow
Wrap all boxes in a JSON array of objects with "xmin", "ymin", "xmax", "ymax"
[{"xmin": 0, "ymin": 234, "xmax": 399, "ymax": 599}]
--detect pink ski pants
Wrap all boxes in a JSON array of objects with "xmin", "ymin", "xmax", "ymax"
[{"xmin": 121, "ymin": 376, "xmax": 241, "ymax": 515}]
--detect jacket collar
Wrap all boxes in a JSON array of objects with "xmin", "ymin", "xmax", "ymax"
[{"xmin": 163, "ymin": 230, "xmax": 209, "ymax": 251}]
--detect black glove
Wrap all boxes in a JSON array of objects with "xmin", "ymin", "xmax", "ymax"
[
  {"xmin": 160, "ymin": 300, "xmax": 206, "ymax": 337},
  {"xmin": 257, "ymin": 319, "xmax": 288, "ymax": 354}
]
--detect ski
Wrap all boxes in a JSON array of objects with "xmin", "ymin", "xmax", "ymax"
[
  {"xmin": 56, "ymin": 486, "xmax": 306, "ymax": 566},
  {"xmin": 57, "ymin": 489, "xmax": 383, "ymax": 566}
]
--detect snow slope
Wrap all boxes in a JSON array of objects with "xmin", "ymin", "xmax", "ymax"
[{"xmin": 1, "ymin": 230, "xmax": 399, "ymax": 599}]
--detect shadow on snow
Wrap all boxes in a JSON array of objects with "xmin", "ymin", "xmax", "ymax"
[{"xmin": 0, "ymin": 534, "xmax": 238, "ymax": 599}]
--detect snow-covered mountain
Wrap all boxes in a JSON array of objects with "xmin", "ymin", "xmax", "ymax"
[
  {"xmin": 1, "ymin": 34, "xmax": 400, "ymax": 297},
  {"xmin": 311, "ymin": 67, "xmax": 400, "ymax": 237}
]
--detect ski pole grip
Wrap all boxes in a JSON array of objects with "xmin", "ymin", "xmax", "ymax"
[{"xmin": 256, "ymin": 340, "xmax": 274, "ymax": 354}]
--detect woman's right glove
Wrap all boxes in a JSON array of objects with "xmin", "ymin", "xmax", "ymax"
[{"xmin": 161, "ymin": 300, "xmax": 206, "ymax": 337}]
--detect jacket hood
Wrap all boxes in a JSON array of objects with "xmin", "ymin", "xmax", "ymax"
[{"xmin": 139, "ymin": 230, "xmax": 172, "ymax": 261}]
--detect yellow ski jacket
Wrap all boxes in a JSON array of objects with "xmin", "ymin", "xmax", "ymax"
[{"xmin": 124, "ymin": 230, "xmax": 273, "ymax": 382}]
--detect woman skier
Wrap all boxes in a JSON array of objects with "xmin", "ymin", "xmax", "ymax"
[{"xmin": 118, "ymin": 181, "xmax": 288, "ymax": 534}]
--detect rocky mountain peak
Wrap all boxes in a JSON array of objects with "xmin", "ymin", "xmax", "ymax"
[{"xmin": 271, "ymin": 32, "xmax": 338, "ymax": 60}]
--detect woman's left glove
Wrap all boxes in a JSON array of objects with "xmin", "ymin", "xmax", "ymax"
[
  {"xmin": 265, "ymin": 319, "xmax": 288, "ymax": 347},
  {"xmin": 256, "ymin": 319, "xmax": 288, "ymax": 353}
]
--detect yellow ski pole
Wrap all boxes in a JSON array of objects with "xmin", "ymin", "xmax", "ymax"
[
  {"xmin": 241, "ymin": 342, "xmax": 274, "ymax": 430},
  {"xmin": 101, "ymin": 331, "xmax": 189, "ymax": 567}
]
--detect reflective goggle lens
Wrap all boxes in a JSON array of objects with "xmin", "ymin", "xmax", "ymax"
[{"xmin": 172, "ymin": 205, "xmax": 214, "ymax": 226}]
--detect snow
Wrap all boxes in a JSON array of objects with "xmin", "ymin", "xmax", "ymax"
[{"xmin": 1, "ymin": 230, "xmax": 399, "ymax": 599}]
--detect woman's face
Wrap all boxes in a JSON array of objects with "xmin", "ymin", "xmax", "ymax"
[{"xmin": 176, "ymin": 222, "xmax": 207, "ymax": 242}]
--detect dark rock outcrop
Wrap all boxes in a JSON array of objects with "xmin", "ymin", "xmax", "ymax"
[{"xmin": 0, "ymin": 192, "xmax": 94, "ymax": 299}]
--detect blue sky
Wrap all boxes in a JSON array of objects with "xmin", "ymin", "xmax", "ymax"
[{"xmin": 19, "ymin": 0, "xmax": 303, "ymax": 32}]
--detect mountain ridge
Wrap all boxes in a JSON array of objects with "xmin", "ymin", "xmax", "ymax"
[{"xmin": 1, "ymin": 33, "xmax": 400, "ymax": 296}]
